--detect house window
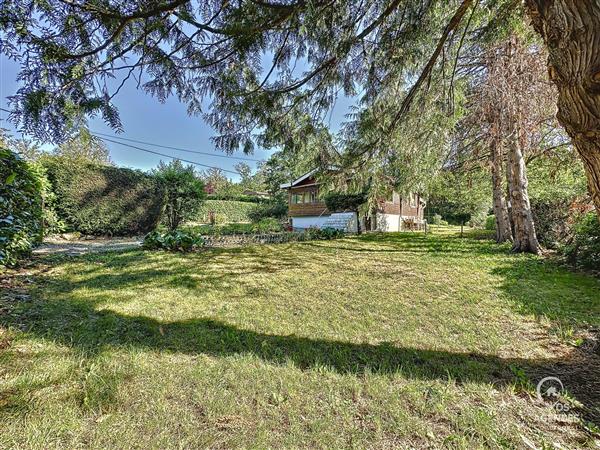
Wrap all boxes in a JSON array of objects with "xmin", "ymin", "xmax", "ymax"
[
  {"xmin": 308, "ymin": 190, "xmax": 317, "ymax": 203},
  {"xmin": 292, "ymin": 193, "xmax": 303, "ymax": 204},
  {"xmin": 410, "ymin": 193, "xmax": 417, "ymax": 208}
]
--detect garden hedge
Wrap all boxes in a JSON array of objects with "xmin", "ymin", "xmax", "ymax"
[
  {"xmin": 0, "ymin": 148, "xmax": 44, "ymax": 266},
  {"xmin": 44, "ymin": 160, "xmax": 165, "ymax": 236},
  {"xmin": 196, "ymin": 199, "xmax": 256, "ymax": 223}
]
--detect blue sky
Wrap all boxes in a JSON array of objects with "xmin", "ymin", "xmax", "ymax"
[{"xmin": 1, "ymin": 56, "xmax": 353, "ymax": 181}]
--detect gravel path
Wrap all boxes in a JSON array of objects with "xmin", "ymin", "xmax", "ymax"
[{"xmin": 33, "ymin": 236, "xmax": 143, "ymax": 256}]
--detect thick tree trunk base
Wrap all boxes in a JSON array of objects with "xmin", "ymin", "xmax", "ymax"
[
  {"xmin": 507, "ymin": 134, "xmax": 541, "ymax": 255},
  {"xmin": 578, "ymin": 141, "xmax": 600, "ymax": 215},
  {"xmin": 526, "ymin": 0, "xmax": 600, "ymax": 219}
]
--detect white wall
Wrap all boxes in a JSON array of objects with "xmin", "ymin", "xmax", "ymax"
[
  {"xmin": 343, "ymin": 212, "xmax": 359, "ymax": 233},
  {"xmin": 291, "ymin": 212, "xmax": 359, "ymax": 233},
  {"xmin": 376, "ymin": 213, "xmax": 401, "ymax": 232},
  {"xmin": 291, "ymin": 215, "xmax": 332, "ymax": 231}
]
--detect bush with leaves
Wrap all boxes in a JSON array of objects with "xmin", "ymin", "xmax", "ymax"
[
  {"xmin": 143, "ymin": 230, "xmax": 204, "ymax": 252},
  {"xmin": 485, "ymin": 215, "xmax": 496, "ymax": 231},
  {"xmin": 305, "ymin": 226, "xmax": 345, "ymax": 240},
  {"xmin": 44, "ymin": 158, "xmax": 164, "ymax": 236},
  {"xmin": 0, "ymin": 147, "xmax": 43, "ymax": 266},
  {"xmin": 252, "ymin": 218, "xmax": 283, "ymax": 233},
  {"xmin": 197, "ymin": 200, "xmax": 257, "ymax": 224},
  {"xmin": 247, "ymin": 196, "xmax": 288, "ymax": 222},
  {"xmin": 154, "ymin": 160, "xmax": 205, "ymax": 231},
  {"xmin": 324, "ymin": 192, "xmax": 367, "ymax": 213},
  {"xmin": 563, "ymin": 213, "xmax": 600, "ymax": 271}
]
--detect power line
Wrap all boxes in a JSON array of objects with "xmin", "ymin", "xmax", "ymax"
[
  {"xmin": 91, "ymin": 130, "xmax": 261, "ymax": 162},
  {"xmin": 94, "ymin": 135, "xmax": 241, "ymax": 175}
]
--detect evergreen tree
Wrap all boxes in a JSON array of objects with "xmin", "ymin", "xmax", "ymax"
[{"xmin": 2, "ymin": 0, "xmax": 599, "ymax": 216}]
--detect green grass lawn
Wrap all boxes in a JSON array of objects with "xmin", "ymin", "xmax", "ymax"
[{"xmin": 1, "ymin": 230, "xmax": 599, "ymax": 448}]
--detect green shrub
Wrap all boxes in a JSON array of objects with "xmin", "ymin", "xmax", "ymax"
[
  {"xmin": 468, "ymin": 210, "xmax": 487, "ymax": 228},
  {"xmin": 563, "ymin": 212, "xmax": 600, "ymax": 271},
  {"xmin": 154, "ymin": 160, "xmax": 205, "ymax": 231},
  {"xmin": 485, "ymin": 215, "xmax": 496, "ymax": 231},
  {"xmin": 305, "ymin": 226, "xmax": 345, "ymax": 240},
  {"xmin": 0, "ymin": 148, "xmax": 43, "ymax": 266},
  {"xmin": 247, "ymin": 197, "xmax": 288, "ymax": 222},
  {"xmin": 206, "ymin": 194, "xmax": 264, "ymax": 203},
  {"xmin": 196, "ymin": 200, "xmax": 256, "ymax": 223},
  {"xmin": 143, "ymin": 230, "xmax": 204, "ymax": 252},
  {"xmin": 530, "ymin": 198, "xmax": 573, "ymax": 248},
  {"xmin": 432, "ymin": 214, "xmax": 443, "ymax": 225},
  {"xmin": 252, "ymin": 218, "xmax": 283, "ymax": 233},
  {"xmin": 324, "ymin": 192, "xmax": 367, "ymax": 213},
  {"xmin": 44, "ymin": 159, "xmax": 164, "ymax": 236}
]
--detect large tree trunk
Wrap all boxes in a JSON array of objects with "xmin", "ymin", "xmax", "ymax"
[
  {"xmin": 525, "ymin": 0, "xmax": 600, "ymax": 218},
  {"xmin": 490, "ymin": 140, "xmax": 513, "ymax": 243},
  {"xmin": 506, "ymin": 130, "xmax": 542, "ymax": 254}
]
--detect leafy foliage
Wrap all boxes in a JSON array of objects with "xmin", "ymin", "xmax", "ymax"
[
  {"xmin": 44, "ymin": 159, "xmax": 164, "ymax": 236},
  {"xmin": 305, "ymin": 227, "xmax": 345, "ymax": 240},
  {"xmin": 0, "ymin": 147, "xmax": 43, "ymax": 266},
  {"xmin": 247, "ymin": 196, "xmax": 288, "ymax": 223},
  {"xmin": 324, "ymin": 193, "xmax": 367, "ymax": 213},
  {"xmin": 154, "ymin": 160, "xmax": 205, "ymax": 231},
  {"xmin": 526, "ymin": 148, "xmax": 589, "ymax": 248},
  {"xmin": 426, "ymin": 169, "xmax": 491, "ymax": 226},
  {"xmin": 52, "ymin": 128, "xmax": 112, "ymax": 165},
  {"xmin": 252, "ymin": 218, "xmax": 284, "ymax": 234},
  {"xmin": 206, "ymin": 194, "xmax": 265, "ymax": 203},
  {"xmin": 196, "ymin": 200, "xmax": 258, "ymax": 224},
  {"xmin": 563, "ymin": 213, "xmax": 600, "ymax": 272},
  {"xmin": 143, "ymin": 230, "xmax": 204, "ymax": 252}
]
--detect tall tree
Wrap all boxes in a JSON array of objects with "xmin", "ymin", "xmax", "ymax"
[
  {"xmin": 465, "ymin": 36, "xmax": 557, "ymax": 253},
  {"xmin": 3, "ymin": 0, "xmax": 599, "ymax": 218},
  {"xmin": 525, "ymin": 1, "xmax": 600, "ymax": 218}
]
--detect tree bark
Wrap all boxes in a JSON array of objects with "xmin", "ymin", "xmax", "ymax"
[
  {"xmin": 506, "ymin": 130, "xmax": 541, "ymax": 254},
  {"xmin": 490, "ymin": 140, "xmax": 513, "ymax": 243},
  {"xmin": 525, "ymin": 0, "xmax": 600, "ymax": 218}
]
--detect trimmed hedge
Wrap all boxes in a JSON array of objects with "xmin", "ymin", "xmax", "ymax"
[
  {"xmin": 44, "ymin": 160, "xmax": 165, "ymax": 236},
  {"xmin": 206, "ymin": 194, "xmax": 265, "ymax": 203},
  {"xmin": 247, "ymin": 197, "xmax": 288, "ymax": 222},
  {"xmin": 0, "ymin": 148, "xmax": 44, "ymax": 266},
  {"xmin": 196, "ymin": 199, "xmax": 256, "ymax": 223}
]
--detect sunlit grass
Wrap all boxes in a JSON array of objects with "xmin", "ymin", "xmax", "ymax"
[{"xmin": 1, "ymin": 229, "xmax": 599, "ymax": 448}]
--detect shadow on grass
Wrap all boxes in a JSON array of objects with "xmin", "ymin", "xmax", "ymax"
[
  {"xmin": 37, "ymin": 244, "xmax": 320, "ymax": 297},
  {"xmin": 3, "ymin": 234, "xmax": 600, "ymax": 424},
  {"xmin": 2, "ymin": 288, "xmax": 599, "ymax": 424},
  {"xmin": 302, "ymin": 232, "xmax": 510, "ymax": 257}
]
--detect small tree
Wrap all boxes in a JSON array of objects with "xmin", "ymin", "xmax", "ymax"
[{"xmin": 155, "ymin": 160, "xmax": 205, "ymax": 231}]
